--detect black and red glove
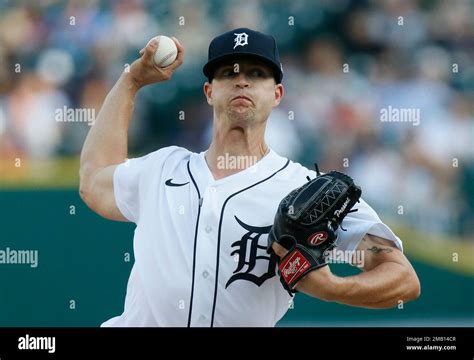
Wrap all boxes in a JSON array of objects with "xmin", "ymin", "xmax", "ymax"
[{"xmin": 267, "ymin": 168, "xmax": 362, "ymax": 293}]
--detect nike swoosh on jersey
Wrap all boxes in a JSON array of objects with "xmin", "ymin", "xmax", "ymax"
[{"xmin": 165, "ymin": 179, "xmax": 190, "ymax": 187}]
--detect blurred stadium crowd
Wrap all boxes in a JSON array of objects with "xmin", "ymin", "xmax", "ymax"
[{"xmin": 0, "ymin": 0, "xmax": 473, "ymax": 237}]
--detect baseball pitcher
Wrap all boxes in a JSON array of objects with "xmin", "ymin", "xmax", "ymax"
[{"xmin": 79, "ymin": 28, "xmax": 420, "ymax": 327}]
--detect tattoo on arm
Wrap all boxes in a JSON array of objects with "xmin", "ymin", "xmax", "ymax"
[{"xmin": 367, "ymin": 246, "xmax": 393, "ymax": 254}]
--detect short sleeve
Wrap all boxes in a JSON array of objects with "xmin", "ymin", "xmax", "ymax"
[
  {"xmin": 335, "ymin": 198, "xmax": 403, "ymax": 254},
  {"xmin": 113, "ymin": 146, "xmax": 182, "ymax": 223}
]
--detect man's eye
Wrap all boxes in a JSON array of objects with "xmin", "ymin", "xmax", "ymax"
[
  {"xmin": 250, "ymin": 69, "xmax": 265, "ymax": 77},
  {"xmin": 222, "ymin": 69, "xmax": 235, "ymax": 77}
]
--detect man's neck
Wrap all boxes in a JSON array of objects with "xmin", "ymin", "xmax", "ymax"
[{"xmin": 205, "ymin": 124, "xmax": 269, "ymax": 181}]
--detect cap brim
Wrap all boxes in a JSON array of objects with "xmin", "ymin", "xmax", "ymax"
[{"xmin": 203, "ymin": 52, "xmax": 282, "ymax": 83}]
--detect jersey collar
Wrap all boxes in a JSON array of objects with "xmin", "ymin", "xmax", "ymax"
[{"xmin": 189, "ymin": 148, "xmax": 287, "ymax": 191}]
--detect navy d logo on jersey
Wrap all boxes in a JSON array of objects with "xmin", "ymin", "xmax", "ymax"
[{"xmin": 225, "ymin": 216, "xmax": 277, "ymax": 288}]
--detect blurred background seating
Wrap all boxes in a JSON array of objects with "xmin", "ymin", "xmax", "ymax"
[{"xmin": 0, "ymin": 0, "xmax": 472, "ymax": 326}]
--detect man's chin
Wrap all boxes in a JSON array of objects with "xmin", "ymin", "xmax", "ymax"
[{"xmin": 227, "ymin": 108, "xmax": 254, "ymax": 124}]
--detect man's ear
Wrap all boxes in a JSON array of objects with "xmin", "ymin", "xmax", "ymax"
[
  {"xmin": 203, "ymin": 82, "xmax": 213, "ymax": 106},
  {"xmin": 273, "ymin": 83, "xmax": 284, "ymax": 107}
]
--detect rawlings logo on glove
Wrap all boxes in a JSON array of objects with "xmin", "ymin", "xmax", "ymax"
[
  {"xmin": 307, "ymin": 231, "xmax": 328, "ymax": 246},
  {"xmin": 267, "ymin": 165, "xmax": 362, "ymax": 294}
]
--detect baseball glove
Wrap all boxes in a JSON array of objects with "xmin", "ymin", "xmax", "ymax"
[{"xmin": 267, "ymin": 166, "xmax": 362, "ymax": 293}]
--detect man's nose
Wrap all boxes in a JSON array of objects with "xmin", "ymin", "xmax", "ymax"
[{"xmin": 234, "ymin": 72, "xmax": 250, "ymax": 88}]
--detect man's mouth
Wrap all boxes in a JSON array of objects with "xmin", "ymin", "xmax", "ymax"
[{"xmin": 231, "ymin": 96, "xmax": 253, "ymax": 104}]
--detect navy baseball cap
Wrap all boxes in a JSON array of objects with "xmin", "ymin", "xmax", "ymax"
[{"xmin": 203, "ymin": 27, "xmax": 283, "ymax": 84}]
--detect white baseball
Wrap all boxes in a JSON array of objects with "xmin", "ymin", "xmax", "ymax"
[{"xmin": 148, "ymin": 35, "xmax": 178, "ymax": 68}]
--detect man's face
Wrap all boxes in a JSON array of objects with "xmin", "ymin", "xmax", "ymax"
[{"xmin": 203, "ymin": 57, "xmax": 284, "ymax": 127}]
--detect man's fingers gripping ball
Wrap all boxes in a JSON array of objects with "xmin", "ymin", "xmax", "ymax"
[{"xmin": 140, "ymin": 35, "xmax": 181, "ymax": 67}]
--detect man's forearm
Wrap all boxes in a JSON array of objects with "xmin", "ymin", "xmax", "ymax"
[
  {"xmin": 80, "ymin": 72, "xmax": 139, "ymax": 172},
  {"xmin": 80, "ymin": 35, "xmax": 184, "ymax": 173},
  {"xmin": 298, "ymin": 262, "xmax": 420, "ymax": 309}
]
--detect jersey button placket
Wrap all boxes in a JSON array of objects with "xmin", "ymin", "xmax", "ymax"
[
  {"xmin": 191, "ymin": 184, "xmax": 219, "ymax": 327},
  {"xmin": 204, "ymin": 186, "xmax": 216, "ymax": 234}
]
